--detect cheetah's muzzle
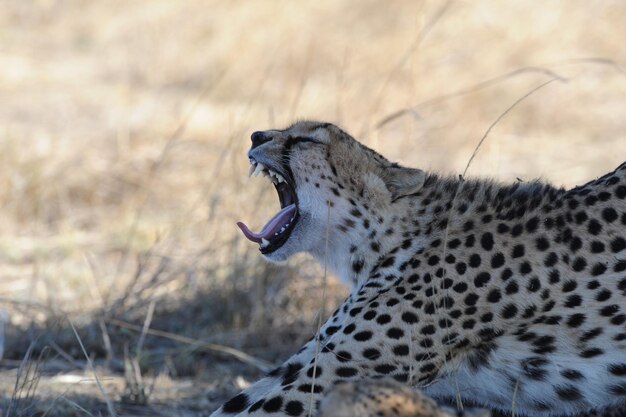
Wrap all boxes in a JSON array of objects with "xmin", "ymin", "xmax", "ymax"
[{"xmin": 236, "ymin": 158, "xmax": 299, "ymax": 254}]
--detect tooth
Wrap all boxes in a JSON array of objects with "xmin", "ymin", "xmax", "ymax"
[
  {"xmin": 253, "ymin": 163, "xmax": 264, "ymax": 177},
  {"xmin": 276, "ymin": 174, "xmax": 285, "ymax": 183},
  {"xmin": 280, "ymin": 227, "xmax": 285, "ymax": 233},
  {"xmin": 262, "ymin": 170, "xmax": 269, "ymax": 177},
  {"xmin": 261, "ymin": 238, "xmax": 269, "ymax": 246},
  {"xmin": 248, "ymin": 163, "xmax": 256, "ymax": 177}
]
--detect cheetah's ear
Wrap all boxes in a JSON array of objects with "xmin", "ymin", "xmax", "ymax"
[{"xmin": 381, "ymin": 166, "xmax": 426, "ymax": 201}]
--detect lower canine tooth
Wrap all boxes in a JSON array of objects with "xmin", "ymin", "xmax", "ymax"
[
  {"xmin": 248, "ymin": 164, "xmax": 256, "ymax": 177},
  {"xmin": 253, "ymin": 163, "xmax": 264, "ymax": 177},
  {"xmin": 261, "ymin": 238, "xmax": 269, "ymax": 246}
]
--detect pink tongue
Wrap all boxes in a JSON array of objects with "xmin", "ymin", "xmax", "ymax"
[{"xmin": 237, "ymin": 204, "xmax": 297, "ymax": 243}]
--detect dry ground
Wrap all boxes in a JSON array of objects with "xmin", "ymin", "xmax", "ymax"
[{"xmin": 0, "ymin": 0, "xmax": 625, "ymax": 416}]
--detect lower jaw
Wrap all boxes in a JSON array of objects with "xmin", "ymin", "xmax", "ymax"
[{"xmin": 259, "ymin": 216, "xmax": 298, "ymax": 254}]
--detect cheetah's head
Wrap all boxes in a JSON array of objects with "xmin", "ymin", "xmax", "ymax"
[{"xmin": 237, "ymin": 121, "xmax": 425, "ymax": 263}]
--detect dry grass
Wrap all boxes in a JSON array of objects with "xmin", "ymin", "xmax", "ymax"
[{"xmin": 0, "ymin": 0, "xmax": 625, "ymax": 415}]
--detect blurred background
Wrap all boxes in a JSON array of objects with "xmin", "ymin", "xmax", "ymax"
[{"xmin": 0, "ymin": 0, "xmax": 625, "ymax": 415}]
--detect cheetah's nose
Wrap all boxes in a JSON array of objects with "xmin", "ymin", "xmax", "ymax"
[{"xmin": 251, "ymin": 131, "xmax": 271, "ymax": 149}]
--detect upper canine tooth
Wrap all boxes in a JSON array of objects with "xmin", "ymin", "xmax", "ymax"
[
  {"xmin": 248, "ymin": 163, "xmax": 256, "ymax": 177},
  {"xmin": 253, "ymin": 163, "xmax": 264, "ymax": 177},
  {"xmin": 276, "ymin": 174, "xmax": 285, "ymax": 183}
]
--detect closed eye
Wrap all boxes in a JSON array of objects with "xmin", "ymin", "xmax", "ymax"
[{"xmin": 287, "ymin": 136, "xmax": 326, "ymax": 147}]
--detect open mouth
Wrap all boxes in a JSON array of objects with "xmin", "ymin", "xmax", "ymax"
[{"xmin": 236, "ymin": 159, "xmax": 299, "ymax": 254}]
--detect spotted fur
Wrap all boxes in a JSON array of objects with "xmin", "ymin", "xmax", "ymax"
[{"xmin": 211, "ymin": 121, "xmax": 626, "ymax": 417}]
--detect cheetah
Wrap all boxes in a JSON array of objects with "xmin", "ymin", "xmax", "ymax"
[{"xmin": 211, "ymin": 121, "xmax": 626, "ymax": 417}]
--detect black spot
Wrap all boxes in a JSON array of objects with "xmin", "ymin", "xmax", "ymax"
[
  {"xmin": 566, "ymin": 313, "xmax": 586, "ymax": 328},
  {"xmin": 285, "ymin": 401, "xmax": 304, "ymax": 416},
  {"xmin": 455, "ymin": 262, "xmax": 467, "ymax": 275},
  {"xmin": 572, "ymin": 257, "xmax": 587, "ymax": 272},
  {"xmin": 487, "ymin": 289, "xmax": 501, "ymax": 303},
  {"xmin": 481, "ymin": 232, "xmax": 494, "ymax": 251},
  {"xmin": 609, "ymin": 364, "xmax": 626, "ymax": 376},
  {"xmin": 523, "ymin": 357, "xmax": 548, "ymax": 381},
  {"xmin": 462, "ymin": 319, "xmax": 476, "ymax": 330},
  {"xmin": 297, "ymin": 384, "xmax": 323, "ymax": 393},
  {"xmin": 376, "ymin": 314, "xmax": 391, "ymax": 325},
  {"xmin": 362, "ymin": 310, "xmax": 376, "ymax": 320},
  {"xmin": 474, "ymin": 272, "xmax": 491, "ymax": 287},
  {"xmin": 465, "ymin": 293, "xmax": 479, "ymax": 306},
  {"xmin": 393, "ymin": 344, "xmax": 410, "ymax": 356},
  {"xmin": 511, "ymin": 224, "xmax": 523, "ymax": 237},
  {"xmin": 491, "ymin": 252, "xmax": 505, "ymax": 268},
  {"xmin": 401, "ymin": 312, "xmax": 418, "ymax": 324},
  {"xmin": 610, "ymin": 383, "xmax": 626, "ymax": 396},
  {"xmin": 469, "ymin": 254, "xmax": 482, "ymax": 268},
  {"xmin": 588, "ymin": 219, "xmax": 603, "ymax": 235},
  {"xmin": 603, "ymin": 207, "xmax": 618, "ymax": 223},
  {"xmin": 591, "ymin": 263, "xmax": 606, "ymax": 277},
  {"xmin": 352, "ymin": 259, "xmax": 364, "ymax": 273},
  {"xmin": 353, "ymin": 331, "xmax": 373, "ymax": 341},
  {"xmin": 569, "ymin": 237, "xmax": 583, "ymax": 252},
  {"xmin": 336, "ymin": 367, "xmax": 358, "ymax": 377},
  {"xmin": 616, "ymin": 185, "xmax": 626, "ymax": 199},
  {"xmin": 526, "ymin": 217, "xmax": 540, "ymax": 233},
  {"xmin": 342, "ymin": 323, "xmax": 355, "ymax": 334},
  {"xmin": 263, "ymin": 396, "xmax": 283, "ymax": 413},
  {"xmin": 387, "ymin": 328, "xmax": 404, "ymax": 339},
  {"xmin": 306, "ymin": 366, "xmax": 322, "ymax": 378},
  {"xmin": 596, "ymin": 288, "xmax": 612, "ymax": 302},
  {"xmin": 374, "ymin": 364, "xmax": 397, "ymax": 374},
  {"xmin": 453, "ymin": 282, "xmax": 468, "ymax": 293},
  {"xmin": 565, "ymin": 294, "xmax": 582, "ymax": 308},
  {"xmin": 535, "ymin": 237, "xmax": 550, "ymax": 251},
  {"xmin": 519, "ymin": 262, "xmax": 532, "ymax": 275},
  {"xmin": 502, "ymin": 304, "xmax": 518, "ymax": 319},
  {"xmin": 581, "ymin": 327, "xmax": 603, "ymax": 342},
  {"xmin": 562, "ymin": 280, "xmax": 577, "ymax": 293},
  {"xmin": 600, "ymin": 304, "xmax": 619, "ymax": 317},
  {"xmin": 580, "ymin": 348, "xmax": 603, "ymax": 358},
  {"xmin": 561, "ymin": 369, "xmax": 584, "ymax": 380},
  {"xmin": 448, "ymin": 238, "xmax": 461, "ymax": 249},
  {"xmin": 591, "ymin": 241, "xmax": 605, "ymax": 253},
  {"xmin": 501, "ymin": 268, "xmax": 513, "ymax": 281},
  {"xmin": 223, "ymin": 393, "xmax": 250, "ymax": 413},
  {"xmin": 612, "ymin": 237, "xmax": 626, "ymax": 253},
  {"xmin": 544, "ymin": 252, "xmax": 558, "ymax": 267},
  {"xmin": 481, "ymin": 312, "xmax": 494, "ymax": 323},
  {"xmin": 249, "ymin": 400, "xmax": 265, "ymax": 412},
  {"xmin": 555, "ymin": 385, "xmax": 582, "ymax": 401},
  {"xmin": 549, "ymin": 270, "xmax": 560, "ymax": 284},
  {"xmin": 511, "ymin": 244, "xmax": 525, "ymax": 258},
  {"xmin": 505, "ymin": 280, "xmax": 519, "ymax": 295}
]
